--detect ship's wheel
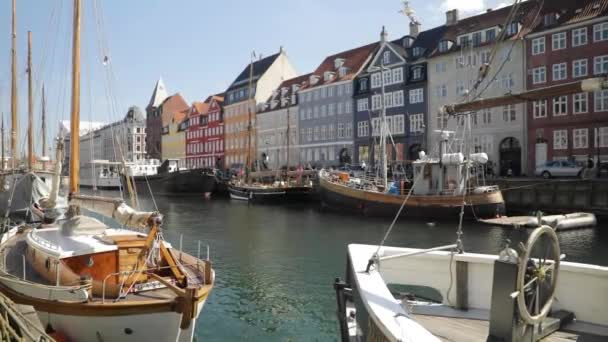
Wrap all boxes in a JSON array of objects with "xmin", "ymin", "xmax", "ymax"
[{"xmin": 516, "ymin": 225, "xmax": 561, "ymax": 325}]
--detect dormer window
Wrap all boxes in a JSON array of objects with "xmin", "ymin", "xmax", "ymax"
[
  {"xmin": 543, "ymin": 13, "xmax": 558, "ymax": 27},
  {"xmin": 438, "ymin": 40, "xmax": 451, "ymax": 53},
  {"xmin": 309, "ymin": 75, "xmax": 320, "ymax": 85},
  {"xmin": 472, "ymin": 32, "xmax": 482, "ymax": 46},
  {"xmin": 281, "ymin": 97, "xmax": 289, "ymax": 107},
  {"xmin": 338, "ymin": 67, "xmax": 348, "ymax": 78},
  {"xmin": 324, "ymin": 71, "xmax": 335, "ymax": 82},
  {"xmin": 403, "ymin": 37, "xmax": 415, "ymax": 48},
  {"xmin": 281, "ymin": 87, "xmax": 288, "ymax": 96},
  {"xmin": 334, "ymin": 58, "xmax": 345, "ymax": 69},
  {"xmin": 271, "ymin": 100, "xmax": 279, "ymax": 109},
  {"xmin": 412, "ymin": 47, "xmax": 424, "ymax": 57},
  {"xmin": 458, "ymin": 36, "xmax": 471, "ymax": 47},
  {"xmin": 505, "ymin": 22, "xmax": 519, "ymax": 36},
  {"xmin": 291, "ymin": 94, "xmax": 297, "ymax": 104},
  {"xmin": 485, "ymin": 28, "xmax": 496, "ymax": 42},
  {"xmin": 382, "ymin": 51, "xmax": 391, "ymax": 65},
  {"xmin": 292, "ymin": 84, "xmax": 300, "ymax": 92}
]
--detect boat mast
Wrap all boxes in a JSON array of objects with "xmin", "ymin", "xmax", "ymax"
[
  {"xmin": 41, "ymin": 84, "xmax": 47, "ymax": 169},
  {"xmin": 286, "ymin": 106, "xmax": 290, "ymax": 169},
  {"xmin": 27, "ymin": 31, "xmax": 34, "ymax": 170},
  {"xmin": 245, "ymin": 51, "xmax": 254, "ymax": 183},
  {"xmin": 379, "ymin": 62, "xmax": 388, "ymax": 190},
  {"xmin": 68, "ymin": 0, "xmax": 82, "ymax": 195},
  {"xmin": 1, "ymin": 114, "xmax": 4, "ymax": 171},
  {"xmin": 10, "ymin": 0, "xmax": 18, "ymax": 169}
]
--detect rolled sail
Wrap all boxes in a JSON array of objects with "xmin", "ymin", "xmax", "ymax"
[{"xmin": 69, "ymin": 194, "xmax": 157, "ymax": 228}]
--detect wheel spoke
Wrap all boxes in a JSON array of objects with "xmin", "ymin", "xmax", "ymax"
[
  {"xmin": 535, "ymin": 283, "xmax": 540, "ymax": 315},
  {"xmin": 523, "ymin": 276, "xmax": 538, "ymax": 290}
]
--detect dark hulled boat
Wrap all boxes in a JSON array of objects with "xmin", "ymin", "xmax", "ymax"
[{"xmin": 126, "ymin": 159, "xmax": 216, "ymax": 196}]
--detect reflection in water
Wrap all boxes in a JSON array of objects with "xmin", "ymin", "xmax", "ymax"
[{"xmin": 90, "ymin": 190, "xmax": 608, "ymax": 341}]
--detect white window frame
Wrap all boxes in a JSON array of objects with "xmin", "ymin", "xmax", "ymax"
[
  {"xmin": 392, "ymin": 114, "xmax": 405, "ymax": 134},
  {"xmin": 393, "ymin": 68, "xmax": 404, "ymax": 83},
  {"xmin": 572, "ymin": 59, "xmax": 588, "ymax": 78},
  {"xmin": 552, "ymin": 32, "xmax": 566, "ymax": 50},
  {"xmin": 533, "ymin": 100, "xmax": 547, "ymax": 118},
  {"xmin": 371, "ymin": 95, "xmax": 382, "ymax": 110},
  {"xmin": 595, "ymin": 89, "xmax": 608, "ymax": 112},
  {"xmin": 357, "ymin": 98, "xmax": 369, "ymax": 112},
  {"xmin": 553, "ymin": 129, "xmax": 568, "ymax": 150},
  {"xmin": 594, "ymin": 55, "xmax": 608, "ymax": 75},
  {"xmin": 409, "ymin": 113, "xmax": 424, "ymax": 133},
  {"xmin": 573, "ymin": 92, "xmax": 588, "ymax": 114},
  {"xmin": 371, "ymin": 73, "xmax": 381, "ymax": 88},
  {"xmin": 553, "ymin": 96, "xmax": 567, "ymax": 116},
  {"xmin": 409, "ymin": 88, "xmax": 424, "ymax": 104},
  {"xmin": 572, "ymin": 27, "xmax": 587, "ymax": 47},
  {"xmin": 594, "ymin": 22, "xmax": 608, "ymax": 42},
  {"xmin": 597, "ymin": 127, "xmax": 608, "ymax": 147},
  {"xmin": 532, "ymin": 37, "xmax": 545, "ymax": 55},
  {"xmin": 393, "ymin": 90, "xmax": 404, "ymax": 106},
  {"xmin": 358, "ymin": 121, "xmax": 369, "ymax": 137},
  {"xmin": 532, "ymin": 66, "xmax": 546, "ymax": 84},
  {"xmin": 552, "ymin": 63, "xmax": 567, "ymax": 81},
  {"xmin": 383, "ymin": 51, "xmax": 391, "ymax": 65},
  {"xmin": 573, "ymin": 128, "xmax": 588, "ymax": 149}
]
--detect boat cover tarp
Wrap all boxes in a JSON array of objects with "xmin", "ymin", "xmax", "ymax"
[{"xmin": 69, "ymin": 194, "xmax": 155, "ymax": 229}]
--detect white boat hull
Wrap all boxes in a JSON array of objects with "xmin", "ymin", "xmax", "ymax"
[{"xmin": 35, "ymin": 299, "xmax": 206, "ymax": 342}]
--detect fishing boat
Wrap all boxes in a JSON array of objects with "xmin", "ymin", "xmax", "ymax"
[
  {"xmin": 0, "ymin": 1, "xmax": 214, "ymax": 341},
  {"xmin": 126, "ymin": 159, "xmax": 216, "ymax": 196}
]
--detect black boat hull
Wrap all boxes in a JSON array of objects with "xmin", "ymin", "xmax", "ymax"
[{"xmin": 126, "ymin": 169, "xmax": 216, "ymax": 196}]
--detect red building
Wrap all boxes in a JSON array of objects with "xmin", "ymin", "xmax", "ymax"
[
  {"xmin": 525, "ymin": 0, "xmax": 608, "ymax": 173},
  {"xmin": 186, "ymin": 95, "xmax": 225, "ymax": 169}
]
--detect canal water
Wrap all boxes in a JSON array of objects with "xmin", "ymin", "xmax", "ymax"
[{"xmin": 115, "ymin": 192, "xmax": 608, "ymax": 341}]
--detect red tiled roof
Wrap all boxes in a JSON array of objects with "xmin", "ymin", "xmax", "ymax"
[
  {"xmin": 191, "ymin": 101, "xmax": 209, "ymax": 117},
  {"xmin": 521, "ymin": 0, "xmax": 608, "ymax": 36},
  {"xmin": 160, "ymin": 93, "xmax": 190, "ymax": 126},
  {"xmin": 307, "ymin": 42, "xmax": 379, "ymax": 88}
]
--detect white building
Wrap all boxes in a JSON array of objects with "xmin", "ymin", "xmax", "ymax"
[{"xmin": 427, "ymin": 7, "xmax": 529, "ymax": 176}]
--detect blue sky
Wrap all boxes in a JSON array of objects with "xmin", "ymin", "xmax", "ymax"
[{"xmin": 0, "ymin": 0, "xmax": 509, "ymax": 155}]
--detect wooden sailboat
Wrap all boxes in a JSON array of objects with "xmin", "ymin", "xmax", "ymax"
[
  {"xmin": 0, "ymin": 1, "xmax": 214, "ymax": 341},
  {"xmin": 227, "ymin": 58, "xmax": 315, "ymax": 202}
]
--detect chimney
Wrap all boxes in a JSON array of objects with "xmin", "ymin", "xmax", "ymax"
[
  {"xmin": 446, "ymin": 9, "xmax": 459, "ymax": 26},
  {"xmin": 409, "ymin": 21, "xmax": 421, "ymax": 37},
  {"xmin": 380, "ymin": 26, "xmax": 388, "ymax": 42}
]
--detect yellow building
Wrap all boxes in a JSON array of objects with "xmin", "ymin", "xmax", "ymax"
[
  {"xmin": 160, "ymin": 93, "xmax": 190, "ymax": 166},
  {"xmin": 223, "ymin": 48, "xmax": 297, "ymax": 169}
]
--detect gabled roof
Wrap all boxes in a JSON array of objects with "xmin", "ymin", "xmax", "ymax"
[
  {"xmin": 404, "ymin": 25, "xmax": 449, "ymax": 60},
  {"xmin": 160, "ymin": 93, "xmax": 190, "ymax": 126},
  {"xmin": 227, "ymin": 53, "xmax": 281, "ymax": 91},
  {"xmin": 147, "ymin": 77, "xmax": 169, "ymax": 109},
  {"xmin": 258, "ymin": 73, "xmax": 312, "ymax": 113},
  {"xmin": 190, "ymin": 102, "xmax": 209, "ymax": 117},
  {"xmin": 306, "ymin": 42, "xmax": 379, "ymax": 89},
  {"xmin": 521, "ymin": 0, "xmax": 608, "ymax": 36}
]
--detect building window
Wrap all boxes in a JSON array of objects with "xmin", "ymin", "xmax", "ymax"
[
  {"xmin": 435, "ymin": 62, "xmax": 447, "ymax": 73},
  {"xmin": 321, "ymin": 87, "xmax": 327, "ymax": 98},
  {"xmin": 552, "ymin": 32, "xmax": 566, "ymax": 50},
  {"xmin": 594, "ymin": 22, "xmax": 608, "ymax": 42},
  {"xmin": 438, "ymin": 40, "xmax": 449, "ymax": 53},
  {"xmin": 328, "ymin": 103, "xmax": 335, "ymax": 115},
  {"xmin": 409, "ymin": 113, "xmax": 424, "ymax": 133},
  {"xmin": 472, "ymin": 32, "xmax": 482, "ymax": 46},
  {"xmin": 383, "ymin": 70, "xmax": 393, "ymax": 85},
  {"xmin": 480, "ymin": 50, "xmax": 491, "ymax": 64},
  {"xmin": 412, "ymin": 47, "xmax": 423, "ymax": 57},
  {"xmin": 384, "ymin": 93, "xmax": 393, "ymax": 108},
  {"xmin": 299, "ymin": 109, "xmax": 305, "ymax": 121},
  {"xmin": 481, "ymin": 109, "xmax": 492, "ymax": 125},
  {"xmin": 598, "ymin": 127, "xmax": 608, "ymax": 147},
  {"xmin": 553, "ymin": 130, "xmax": 568, "ymax": 150},
  {"xmin": 313, "ymin": 126, "xmax": 319, "ymax": 141},
  {"xmin": 594, "ymin": 55, "xmax": 608, "ymax": 75},
  {"xmin": 458, "ymin": 35, "xmax": 470, "ymax": 47},
  {"xmin": 436, "ymin": 84, "xmax": 447, "ymax": 97},
  {"xmin": 371, "ymin": 73, "xmax": 381, "ymax": 88},
  {"xmin": 501, "ymin": 73, "xmax": 514, "ymax": 89},
  {"xmin": 338, "ymin": 67, "xmax": 347, "ymax": 78},
  {"xmin": 360, "ymin": 79, "xmax": 368, "ymax": 91},
  {"xmin": 327, "ymin": 86, "xmax": 334, "ymax": 97},
  {"xmin": 553, "ymin": 96, "xmax": 567, "ymax": 116},
  {"xmin": 505, "ymin": 22, "xmax": 518, "ymax": 36},
  {"xmin": 383, "ymin": 51, "xmax": 391, "ymax": 65},
  {"xmin": 552, "ymin": 63, "xmax": 567, "ymax": 81},
  {"xmin": 572, "ymin": 27, "xmax": 587, "ymax": 47},
  {"xmin": 573, "ymin": 93, "xmax": 588, "ymax": 114},
  {"xmin": 358, "ymin": 121, "xmax": 369, "ymax": 137},
  {"xmin": 532, "ymin": 66, "xmax": 546, "ymax": 84},
  {"xmin": 371, "ymin": 94, "xmax": 382, "ymax": 110},
  {"xmin": 357, "ymin": 99, "xmax": 369, "ymax": 112},
  {"xmin": 455, "ymin": 56, "xmax": 464, "ymax": 69},
  {"xmin": 502, "ymin": 105, "xmax": 516, "ymax": 122},
  {"xmin": 313, "ymin": 106, "xmax": 319, "ymax": 118},
  {"xmin": 595, "ymin": 90, "xmax": 608, "ymax": 112},
  {"xmin": 411, "ymin": 67, "xmax": 422, "ymax": 80},
  {"xmin": 393, "ymin": 68, "xmax": 404, "ymax": 83},
  {"xmin": 337, "ymin": 123, "xmax": 345, "ymax": 138},
  {"xmin": 393, "ymin": 90, "xmax": 404, "ymax": 106},
  {"xmin": 573, "ymin": 128, "xmax": 589, "ymax": 149},
  {"xmin": 344, "ymin": 83, "xmax": 352, "ymax": 95},
  {"xmin": 337, "ymin": 102, "xmax": 344, "ymax": 115},
  {"xmin": 573, "ymin": 59, "xmax": 588, "ymax": 78},
  {"xmin": 409, "ymin": 88, "xmax": 423, "ymax": 104},
  {"xmin": 484, "ymin": 28, "xmax": 496, "ymax": 42},
  {"xmin": 533, "ymin": 100, "xmax": 547, "ymax": 118},
  {"xmin": 321, "ymin": 125, "xmax": 327, "ymax": 140},
  {"xmin": 321, "ymin": 105, "xmax": 327, "ymax": 117},
  {"xmin": 345, "ymin": 101, "xmax": 352, "ymax": 113},
  {"xmin": 532, "ymin": 37, "xmax": 545, "ymax": 55}
]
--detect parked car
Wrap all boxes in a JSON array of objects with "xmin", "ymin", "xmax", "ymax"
[{"xmin": 534, "ymin": 160, "xmax": 583, "ymax": 179}]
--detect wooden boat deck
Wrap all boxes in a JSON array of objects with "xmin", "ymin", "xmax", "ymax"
[{"xmin": 411, "ymin": 313, "xmax": 604, "ymax": 341}]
